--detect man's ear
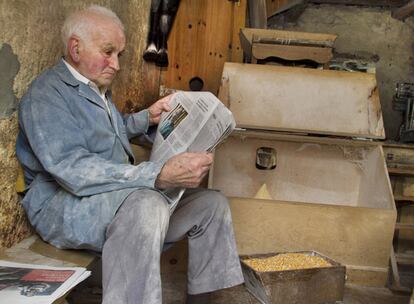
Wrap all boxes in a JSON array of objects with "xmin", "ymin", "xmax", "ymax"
[{"xmin": 67, "ymin": 36, "xmax": 81, "ymax": 63}]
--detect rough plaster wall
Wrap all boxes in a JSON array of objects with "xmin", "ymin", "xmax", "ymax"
[
  {"xmin": 268, "ymin": 4, "xmax": 414, "ymax": 140},
  {"xmin": 0, "ymin": 0, "xmax": 151, "ymax": 248}
]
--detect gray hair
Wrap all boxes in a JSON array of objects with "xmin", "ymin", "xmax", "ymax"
[{"xmin": 61, "ymin": 5, "xmax": 125, "ymax": 55}]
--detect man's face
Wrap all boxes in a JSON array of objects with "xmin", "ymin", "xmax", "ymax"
[{"xmin": 77, "ymin": 20, "xmax": 125, "ymax": 90}]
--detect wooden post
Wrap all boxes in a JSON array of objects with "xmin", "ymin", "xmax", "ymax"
[
  {"xmin": 248, "ymin": 0, "xmax": 267, "ymax": 28},
  {"xmin": 392, "ymin": 0, "xmax": 414, "ymax": 20}
]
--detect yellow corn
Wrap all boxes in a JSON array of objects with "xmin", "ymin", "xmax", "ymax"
[{"xmin": 243, "ymin": 253, "xmax": 331, "ymax": 272}]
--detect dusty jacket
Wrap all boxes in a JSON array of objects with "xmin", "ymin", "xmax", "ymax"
[{"xmin": 16, "ymin": 59, "xmax": 163, "ymax": 251}]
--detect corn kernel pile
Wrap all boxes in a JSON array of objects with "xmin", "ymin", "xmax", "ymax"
[{"xmin": 243, "ymin": 253, "xmax": 332, "ymax": 272}]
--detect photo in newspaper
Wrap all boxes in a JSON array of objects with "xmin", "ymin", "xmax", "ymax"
[
  {"xmin": 159, "ymin": 104, "xmax": 188, "ymax": 140},
  {"xmin": 150, "ymin": 91, "xmax": 236, "ymax": 212},
  {"xmin": 0, "ymin": 260, "xmax": 90, "ymax": 304}
]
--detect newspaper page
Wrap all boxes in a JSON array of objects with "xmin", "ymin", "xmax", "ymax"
[
  {"xmin": 150, "ymin": 91, "xmax": 236, "ymax": 213},
  {"xmin": 0, "ymin": 260, "xmax": 90, "ymax": 304}
]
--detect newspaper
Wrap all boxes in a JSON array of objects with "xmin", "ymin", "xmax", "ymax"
[
  {"xmin": 0, "ymin": 260, "xmax": 91, "ymax": 304},
  {"xmin": 150, "ymin": 91, "xmax": 236, "ymax": 212}
]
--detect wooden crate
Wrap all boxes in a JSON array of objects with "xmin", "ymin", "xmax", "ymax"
[
  {"xmin": 240, "ymin": 251, "xmax": 345, "ymax": 304},
  {"xmin": 210, "ymin": 63, "xmax": 396, "ymax": 286}
]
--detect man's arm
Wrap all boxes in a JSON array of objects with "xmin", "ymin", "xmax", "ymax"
[
  {"xmin": 122, "ymin": 95, "xmax": 172, "ymax": 139},
  {"xmin": 20, "ymin": 88, "xmax": 163, "ymax": 197}
]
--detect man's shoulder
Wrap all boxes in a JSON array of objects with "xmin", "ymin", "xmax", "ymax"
[
  {"xmin": 30, "ymin": 64, "xmax": 64, "ymax": 91},
  {"xmin": 22, "ymin": 62, "xmax": 73, "ymax": 104}
]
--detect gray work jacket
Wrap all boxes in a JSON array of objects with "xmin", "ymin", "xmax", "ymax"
[{"xmin": 16, "ymin": 59, "xmax": 163, "ymax": 251}]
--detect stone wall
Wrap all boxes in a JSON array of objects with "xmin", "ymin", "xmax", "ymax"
[
  {"xmin": 268, "ymin": 4, "xmax": 414, "ymax": 140},
  {"xmin": 0, "ymin": 0, "xmax": 152, "ymax": 248}
]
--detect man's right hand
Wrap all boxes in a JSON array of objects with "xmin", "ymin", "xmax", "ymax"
[{"xmin": 155, "ymin": 152, "xmax": 213, "ymax": 189}]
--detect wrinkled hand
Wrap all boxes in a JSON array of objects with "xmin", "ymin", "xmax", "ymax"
[
  {"xmin": 148, "ymin": 94, "xmax": 172, "ymax": 125},
  {"xmin": 155, "ymin": 152, "xmax": 213, "ymax": 189}
]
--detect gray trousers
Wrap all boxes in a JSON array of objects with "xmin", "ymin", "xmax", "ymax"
[{"xmin": 102, "ymin": 188, "xmax": 244, "ymax": 304}]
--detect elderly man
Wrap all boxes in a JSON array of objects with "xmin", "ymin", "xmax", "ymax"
[{"xmin": 16, "ymin": 5, "xmax": 243, "ymax": 304}]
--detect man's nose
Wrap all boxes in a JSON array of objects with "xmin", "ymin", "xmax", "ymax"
[{"xmin": 109, "ymin": 54, "xmax": 120, "ymax": 71}]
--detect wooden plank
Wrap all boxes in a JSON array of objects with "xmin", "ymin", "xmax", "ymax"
[
  {"xmin": 240, "ymin": 28, "xmax": 337, "ymax": 60},
  {"xmin": 161, "ymin": 0, "xmax": 237, "ymax": 95},
  {"xmin": 309, "ymin": 0, "xmax": 407, "ymax": 6},
  {"xmin": 141, "ymin": 62, "xmax": 161, "ymax": 107},
  {"xmin": 29, "ymin": 238, "xmax": 97, "ymax": 268},
  {"xmin": 395, "ymin": 223, "xmax": 414, "ymax": 230},
  {"xmin": 230, "ymin": 0, "xmax": 247, "ymax": 62},
  {"xmin": 252, "ymin": 42, "xmax": 333, "ymax": 63},
  {"xmin": 394, "ymin": 195, "xmax": 414, "ymax": 202},
  {"xmin": 388, "ymin": 166, "xmax": 414, "ymax": 176},
  {"xmin": 389, "ymin": 246, "xmax": 402, "ymax": 288},
  {"xmin": 396, "ymin": 252, "xmax": 414, "ymax": 265},
  {"xmin": 266, "ymin": 0, "xmax": 304, "ymax": 18},
  {"xmin": 383, "ymin": 144, "xmax": 414, "ymax": 167},
  {"xmin": 0, "ymin": 236, "xmax": 96, "ymax": 268},
  {"xmin": 392, "ymin": 0, "xmax": 414, "ymax": 20},
  {"xmin": 248, "ymin": 0, "xmax": 267, "ymax": 28}
]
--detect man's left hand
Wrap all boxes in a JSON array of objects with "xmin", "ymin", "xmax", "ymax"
[{"xmin": 148, "ymin": 94, "xmax": 172, "ymax": 125}]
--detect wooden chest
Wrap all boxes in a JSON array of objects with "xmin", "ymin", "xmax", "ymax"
[{"xmin": 209, "ymin": 63, "xmax": 396, "ymax": 286}]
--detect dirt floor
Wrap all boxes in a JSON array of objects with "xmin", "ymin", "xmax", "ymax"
[
  {"xmin": 161, "ymin": 272, "xmax": 411, "ymax": 304},
  {"xmin": 68, "ymin": 271, "xmax": 411, "ymax": 304}
]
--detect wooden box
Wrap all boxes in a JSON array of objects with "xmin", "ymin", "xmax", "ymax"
[
  {"xmin": 240, "ymin": 251, "xmax": 345, "ymax": 304},
  {"xmin": 239, "ymin": 28, "xmax": 337, "ymax": 64},
  {"xmin": 209, "ymin": 63, "xmax": 396, "ymax": 286}
]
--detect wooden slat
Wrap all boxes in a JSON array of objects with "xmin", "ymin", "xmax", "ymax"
[
  {"xmin": 248, "ymin": 0, "xmax": 267, "ymax": 28},
  {"xmin": 395, "ymin": 223, "xmax": 414, "ymax": 230},
  {"xmin": 392, "ymin": 0, "xmax": 414, "ymax": 20},
  {"xmin": 266, "ymin": 0, "xmax": 304, "ymax": 17},
  {"xmin": 394, "ymin": 195, "xmax": 414, "ymax": 202},
  {"xmin": 390, "ymin": 176, "xmax": 414, "ymax": 201},
  {"xmin": 396, "ymin": 252, "xmax": 414, "ymax": 265},
  {"xmin": 141, "ymin": 62, "xmax": 161, "ymax": 107},
  {"xmin": 310, "ymin": 0, "xmax": 408, "ymax": 6},
  {"xmin": 389, "ymin": 246, "xmax": 403, "ymax": 288},
  {"xmin": 388, "ymin": 166, "xmax": 414, "ymax": 176},
  {"xmin": 161, "ymin": 0, "xmax": 244, "ymax": 95},
  {"xmin": 231, "ymin": 0, "xmax": 247, "ymax": 62},
  {"xmin": 240, "ymin": 28, "xmax": 337, "ymax": 60},
  {"xmin": 252, "ymin": 43, "xmax": 333, "ymax": 63}
]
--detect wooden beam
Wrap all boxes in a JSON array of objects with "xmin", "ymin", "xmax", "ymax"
[
  {"xmin": 392, "ymin": 0, "xmax": 414, "ymax": 19},
  {"xmin": 248, "ymin": 0, "xmax": 267, "ymax": 28},
  {"xmin": 266, "ymin": 0, "xmax": 304, "ymax": 18},
  {"xmin": 309, "ymin": 0, "xmax": 407, "ymax": 7},
  {"xmin": 230, "ymin": 0, "xmax": 247, "ymax": 62}
]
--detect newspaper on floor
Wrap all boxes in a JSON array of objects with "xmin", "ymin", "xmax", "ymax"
[
  {"xmin": 150, "ymin": 91, "xmax": 236, "ymax": 213},
  {"xmin": 0, "ymin": 260, "xmax": 91, "ymax": 304}
]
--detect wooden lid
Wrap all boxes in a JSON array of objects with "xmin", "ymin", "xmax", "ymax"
[{"xmin": 218, "ymin": 63, "xmax": 385, "ymax": 139}]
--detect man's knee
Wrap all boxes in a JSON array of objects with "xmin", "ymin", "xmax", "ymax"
[
  {"xmin": 201, "ymin": 190, "xmax": 231, "ymax": 219},
  {"xmin": 109, "ymin": 189, "xmax": 170, "ymax": 236},
  {"xmin": 131, "ymin": 189, "xmax": 169, "ymax": 220}
]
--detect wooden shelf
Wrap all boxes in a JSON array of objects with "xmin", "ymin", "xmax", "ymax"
[
  {"xmin": 384, "ymin": 143, "xmax": 414, "ymax": 292},
  {"xmin": 394, "ymin": 195, "xmax": 414, "ymax": 203},
  {"xmin": 396, "ymin": 253, "xmax": 414, "ymax": 265},
  {"xmin": 395, "ymin": 223, "xmax": 414, "ymax": 231},
  {"xmin": 388, "ymin": 167, "xmax": 414, "ymax": 176}
]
